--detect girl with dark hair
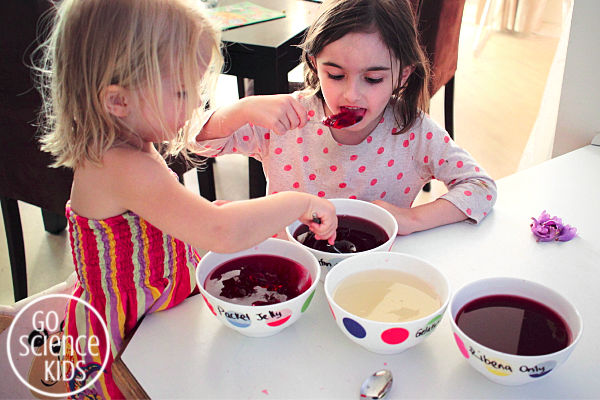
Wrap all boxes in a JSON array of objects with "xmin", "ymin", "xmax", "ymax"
[{"xmin": 196, "ymin": 0, "xmax": 496, "ymax": 236}]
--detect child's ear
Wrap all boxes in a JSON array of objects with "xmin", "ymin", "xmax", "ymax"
[
  {"xmin": 101, "ymin": 85, "xmax": 130, "ymax": 118},
  {"xmin": 400, "ymin": 65, "xmax": 415, "ymax": 87},
  {"xmin": 308, "ymin": 55, "xmax": 317, "ymax": 71}
]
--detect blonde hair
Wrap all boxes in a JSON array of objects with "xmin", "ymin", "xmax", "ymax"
[{"xmin": 36, "ymin": 0, "xmax": 223, "ymax": 169}]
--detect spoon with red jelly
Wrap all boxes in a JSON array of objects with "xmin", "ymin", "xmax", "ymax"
[{"xmin": 322, "ymin": 106, "xmax": 365, "ymax": 129}]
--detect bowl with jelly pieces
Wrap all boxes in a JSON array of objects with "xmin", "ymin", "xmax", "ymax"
[
  {"xmin": 450, "ymin": 277, "xmax": 583, "ymax": 385},
  {"xmin": 324, "ymin": 251, "xmax": 450, "ymax": 354},
  {"xmin": 286, "ymin": 198, "xmax": 398, "ymax": 281},
  {"xmin": 196, "ymin": 238, "xmax": 321, "ymax": 337}
]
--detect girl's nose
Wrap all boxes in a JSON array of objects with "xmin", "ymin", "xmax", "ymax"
[{"xmin": 343, "ymin": 77, "xmax": 361, "ymax": 103}]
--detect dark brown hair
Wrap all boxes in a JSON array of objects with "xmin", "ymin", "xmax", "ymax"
[{"xmin": 301, "ymin": 0, "xmax": 430, "ymax": 133}]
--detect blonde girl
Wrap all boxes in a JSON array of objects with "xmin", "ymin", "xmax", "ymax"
[{"xmin": 36, "ymin": 0, "xmax": 336, "ymax": 397}]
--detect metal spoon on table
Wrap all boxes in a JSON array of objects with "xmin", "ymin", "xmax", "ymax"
[
  {"xmin": 360, "ymin": 369, "xmax": 393, "ymax": 399},
  {"xmin": 311, "ymin": 214, "xmax": 357, "ymax": 254}
]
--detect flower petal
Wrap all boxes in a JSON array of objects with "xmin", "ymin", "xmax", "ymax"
[
  {"xmin": 531, "ymin": 211, "xmax": 577, "ymax": 243},
  {"xmin": 557, "ymin": 225, "xmax": 577, "ymax": 241},
  {"xmin": 538, "ymin": 210, "xmax": 552, "ymax": 223}
]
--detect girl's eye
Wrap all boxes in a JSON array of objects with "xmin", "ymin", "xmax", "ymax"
[
  {"xmin": 365, "ymin": 77, "xmax": 384, "ymax": 84},
  {"xmin": 327, "ymin": 73, "xmax": 344, "ymax": 81}
]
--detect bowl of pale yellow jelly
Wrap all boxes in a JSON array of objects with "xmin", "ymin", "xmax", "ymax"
[{"xmin": 324, "ymin": 252, "xmax": 450, "ymax": 354}]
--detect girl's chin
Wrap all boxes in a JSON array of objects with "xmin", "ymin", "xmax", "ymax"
[{"xmin": 331, "ymin": 125, "xmax": 373, "ymax": 145}]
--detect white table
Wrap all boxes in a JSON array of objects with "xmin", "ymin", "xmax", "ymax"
[{"xmin": 120, "ymin": 144, "xmax": 600, "ymax": 399}]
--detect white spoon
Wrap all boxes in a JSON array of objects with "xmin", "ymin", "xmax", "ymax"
[{"xmin": 360, "ymin": 369, "xmax": 393, "ymax": 399}]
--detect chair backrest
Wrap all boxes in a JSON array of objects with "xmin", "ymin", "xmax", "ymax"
[
  {"xmin": 412, "ymin": 0, "xmax": 466, "ymax": 96},
  {"xmin": 0, "ymin": 0, "xmax": 73, "ymax": 215}
]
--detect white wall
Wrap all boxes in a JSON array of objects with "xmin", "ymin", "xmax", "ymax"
[{"xmin": 552, "ymin": 0, "xmax": 600, "ymax": 156}]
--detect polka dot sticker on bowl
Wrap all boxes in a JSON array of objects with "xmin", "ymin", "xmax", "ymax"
[
  {"xmin": 201, "ymin": 294, "xmax": 216, "ymax": 316},
  {"xmin": 301, "ymin": 291, "xmax": 316, "ymax": 312},
  {"xmin": 265, "ymin": 308, "xmax": 292, "ymax": 327},
  {"xmin": 454, "ymin": 333, "xmax": 469, "ymax": 359},
  {"xmin": 380, "ymin": 327, "xmax": 409, "ymax": 345},
  {"xmin": 343, "ymin": 317, "xmax": 366, "ymax": 339},
  {"xmin": 527, "ymin": 361, "xmax": 556, "ymax": 378},
  {"xmin": 226, "ymin": 312, "xmax": 252, "ymax": 328}
]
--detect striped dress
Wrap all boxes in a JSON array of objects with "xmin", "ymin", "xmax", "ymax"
[{"xmin": 63, "ymin": 202, "xmax": 199, "ymax": 399}]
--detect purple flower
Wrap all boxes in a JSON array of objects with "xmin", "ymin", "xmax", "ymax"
[{"xmin": 530, "ymin": 210, "xmax": 577, "ymax": 242}]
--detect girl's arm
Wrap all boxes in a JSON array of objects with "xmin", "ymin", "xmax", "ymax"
[
  {"xmin": 412, "ymin": 116, "xmax": 497, "ymax": 225},
  {"xmin": 197, "ymin": 94, "xmax": 309, "ymax": 140},
  {"xmin": 106, "ymin": 148, "xmax": 337, "ymax": 253},
  {"xmin": 373, "ymin": 198, "xmax": 466, "ymax": 236}
]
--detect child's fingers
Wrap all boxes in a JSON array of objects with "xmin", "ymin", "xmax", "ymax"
[
  {"xmin": 309, "ymin": 220, "xmax": 337, "ymax": 243},
  {"xmin": 289, "ymin": 98, "xmax": 308, "ymax": 128},
  {"xmin": 305, "ymin": 198, "xmax": 338, "ymax": 243},
  {"xmin": 313, "ymin": 232, "xmax": 337, "ymax": 245},
  {"xmin": 286, "ymin": 108, "xmax": 302, "ymax": 130},
  {"xmin": 272, "ymin": 120, "xmax": 290, "ymax": 135},
  {"xmin": 272, "ymin": 101, "xmax": 306, "ymax": 134}
]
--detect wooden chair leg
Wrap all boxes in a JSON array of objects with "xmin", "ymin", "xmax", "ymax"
[
  {"xmin": 1, "ymin": 197, "xmax": 28, "ymax": 301},
  {"xmin": 41, "ymin": 208, "xmax": 67, "ymax": 234}
]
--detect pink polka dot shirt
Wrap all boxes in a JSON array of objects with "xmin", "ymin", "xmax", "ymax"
[{"xmin": 195, "ymin": 92, "xmax": 497, "ymax": 223}]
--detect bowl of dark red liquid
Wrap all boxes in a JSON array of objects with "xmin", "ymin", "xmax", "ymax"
[
  {"xmin": 450, "ymin": 277, "xmax": 583, "ymax": 385},
  {"xmin": 286, "ymin": 199, "xmax": 398, "ymax": 281},
  {"xmin": 196, "ymin": 238, "xmax": 321, "ymax": 337}
]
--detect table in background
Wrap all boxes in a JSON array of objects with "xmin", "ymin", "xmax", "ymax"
[
  {"xmin": 118, "ymin": 144, "xmax": 600, "ymax": 398},
  {"xmin": 218, "ymin": 0, "xmax": 321, "ymax": 198}
]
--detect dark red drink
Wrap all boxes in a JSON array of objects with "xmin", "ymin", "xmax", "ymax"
[
  {"xmin": 204, "ymin": 255, "xmax": 311, "ymax": 306},
  {"xmin": 293, "ymin": 215, "xmax": 389, "ymax": 253},
  {"xmin": 455, "ymin": 295, "xmax": 571, "ymax": 356}
]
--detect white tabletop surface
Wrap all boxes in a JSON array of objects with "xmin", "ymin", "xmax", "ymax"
[{"xmin": 122, "ymin": 144, "xmax": 600, "ymax": 399}]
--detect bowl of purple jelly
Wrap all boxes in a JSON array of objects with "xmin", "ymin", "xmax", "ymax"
[
  {"xmin": 450, "ymin": 277, "xmax": 583, "ymax": 385},
  {"xmin": 196, "ymin": 238, "xmax": 321, "ymax": 337},
  {"xmin": 286, "ymin": 199, "xmax": 398, "ymax": 281}
]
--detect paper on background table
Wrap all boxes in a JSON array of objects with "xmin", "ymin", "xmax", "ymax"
[{"xmin": 206, "ymin": 1, "xmax": 285, "ymax": 31}]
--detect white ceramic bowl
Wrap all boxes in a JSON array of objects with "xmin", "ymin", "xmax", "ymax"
[
  {"xmin": 450, "ymin": 277, "xmax": 583, "ymax": 385},
  {"xmin": 196, "ymin": 238, "xmax": 321, "ymax": 337},
  {"xmin": 324, "ymin": 252, "xmax": 450, "ymax": 354},
  {"xmin": 286, "ymin": 198, "xmax": 398, "ymax": 281}
]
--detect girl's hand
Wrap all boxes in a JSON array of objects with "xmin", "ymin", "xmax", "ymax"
[
  {"xmin": 240, "ymin": 94, "xmax": 308, "ymax": 135},
  {"xmin": 373, "ymin": 200, "xmax": 417, "ymax": 236},
  {"xmin": 300, "ymin": 197, "xmax": 338, "ymax": 245},
  {"xmin": 199, "ymin": 94, "xmax": 308, "ymax": 141}
]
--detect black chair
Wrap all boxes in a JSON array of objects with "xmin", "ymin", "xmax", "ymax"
[{"xmin": 0, "ymin": 0, "xmax": 74, "ymax": 302}]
